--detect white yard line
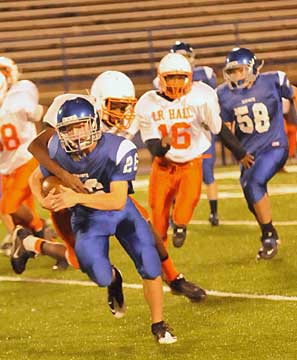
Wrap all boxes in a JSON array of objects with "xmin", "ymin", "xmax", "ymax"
[
  {"xmin": 190, "ymin": 220, "xmax": 297, "ymax": 226},
  {"xmin": 1, "ymin": 275, "xmax": 297, "ymax": 302},
  {"xmin": 135, "ymin": 184, "xmax": 297, "ymax": 199},
  {"xmin": 134, "ymin": 165, "xmax": 297, "ymax": 189},
  {"xmin": 135, "ymin": 182, "xmax": 297, "ymax": 195},
  {"xmin": 206, "ymin": 290, "xmax": 297, "ymax": 302}
]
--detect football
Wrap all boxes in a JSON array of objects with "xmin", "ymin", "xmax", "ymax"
[{"xmin": 42, "ymin": 176, "xmax": 64, "ymax": 197}]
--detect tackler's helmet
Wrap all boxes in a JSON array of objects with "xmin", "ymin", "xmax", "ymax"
[
  {"xmin": 223, "ymin": 47, "xmax": 263, "ymax": 89},
  {"xmin": 91, "ymin": 71, "xmax": 137, "ymax": 131},
  {"xmin": 57, "ymin": 97, "xmax": 101, "ymax": 153},
  {"xmin": 158, "ymin": 53, "xmax": 192, "ymax": 99},
  {"xmin": 0, "ymin": 56, "xmax": 19, "ymax": 87}
]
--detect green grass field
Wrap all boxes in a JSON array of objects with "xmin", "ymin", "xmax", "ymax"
[{"xmin": 1, "ymin": 166, "xmax": 297, "ymax": 360}]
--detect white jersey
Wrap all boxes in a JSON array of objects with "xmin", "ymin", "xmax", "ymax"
[
  {"xmin": 135, "ymin": 82, "xmax": 222, "ymax": 163},
  {"xmin": 44, "ymin": 93, "xmax": 94, "ymax": 128},
  {"xmin": 0, "ymin": 80, "xmax": 39, "ymax": 174}
]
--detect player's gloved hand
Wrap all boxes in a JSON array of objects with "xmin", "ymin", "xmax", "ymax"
[
  {"xmin": 59, "ymin": 171, "xmax": 88, "ymax": 193},
  {"xmin": 240, "ymin": 153, "xmax": 255, "ymax": 169}
]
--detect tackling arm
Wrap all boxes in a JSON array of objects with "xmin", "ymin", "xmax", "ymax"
[
  {"xmin": 50, "ymin": 181, "xmax": 129, "ymax": 212},
  {"xmin": 28, "ymin": 127, "xmax": 87, "ymax": 193}
]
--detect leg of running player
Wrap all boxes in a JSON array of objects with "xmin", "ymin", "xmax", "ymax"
[
  {"xmin": 149, "ymin": 159, "xmax": 176, "ymax": 250},
  {"xmin": 240, "ymin": 147, "xmax": 288, "ymax": 260},
  {"xmin": 171, "ymin": 158, "xmax": 203, "ymax": 247}
]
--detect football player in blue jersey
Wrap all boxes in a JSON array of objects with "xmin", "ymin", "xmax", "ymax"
[
  {"xmin": 154, "ymin": 41, "xmax": 220, "ymax": 227},
  {"xmin": 26, "ymin": 72, "xmax": 207, "ymax": 302},
  {"xmin": 216, "ymin": 47, "xmax": 295, "ymax": 260},
  {"xmin": 12, "ymin": 97, "xmax": 177, "ymax": 344}
]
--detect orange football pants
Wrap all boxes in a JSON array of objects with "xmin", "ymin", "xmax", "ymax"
[
  {"xmin": 50, "ymin": 209, "xmax": 80, "ymax": 269},
  {"xmin": 149, "ymin": 156, "xmax": 203, "ymax": 247},
  {"xmin": 0, "ymin": 158, "xmax": 43, "ymax": 231}
]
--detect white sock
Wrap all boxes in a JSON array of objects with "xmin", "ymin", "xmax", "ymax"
[{"xmin": 23, "ymin": 235, "xmax": 39, "ymax": 253}]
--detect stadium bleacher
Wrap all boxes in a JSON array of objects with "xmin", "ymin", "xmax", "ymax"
[{"xmin": 0, "ymin": 0, "xmax": 296, "ymax": 104}]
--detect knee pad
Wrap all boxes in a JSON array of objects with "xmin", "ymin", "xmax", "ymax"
[
  {"xmin": 79, "ymin": 257, "xmax": 112, "ymax": 287},
  {"xmin": 90, "ymin": 261, "xmax": 113, "ymax": 287},
  {"xmin": 138, "ymin": 245, "xmax": 161, "ymax": 279},
  {"xmin": 244, "ymin": 179, "xmax": 265, "ymax": 205},
  {"xmin": 75, "ymin": 242, "xmax": 112, "ymax": 287}
]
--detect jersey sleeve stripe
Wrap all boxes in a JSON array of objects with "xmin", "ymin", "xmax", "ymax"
[{"xmin": 116, "ymin": 139, "xmax": 136, "ymax": 165}]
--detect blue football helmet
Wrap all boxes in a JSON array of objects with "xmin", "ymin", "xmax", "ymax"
[
  {"xmin": 170, "ymin": 41, "xmax": 195, "ymax": 65},
  {"xmin": 56, "ymin": 97, "xmax": 101, "ymax": 153},
  {"xmin": 223, "ymin": 47, "xmax": 263, "ymax": 89}
]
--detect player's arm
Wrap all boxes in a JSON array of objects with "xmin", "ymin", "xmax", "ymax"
[
  {"xmin": 29, "ymin": 167, "xmax": 55, "ymax": 211},
  {"xmin": 28, "ymin": 127, "xmax": 87, "ymax": 193},
  {"xmin": 145, "ymin": 137, "xmax": 171, "ymax": 157},
  {"xmin": 219, "ymin": 122, "xmax": 254, "ymax": 168},
  {"xmin": 278, "ymin": 72, "xmax": 296, "ymax": 125},
  {"xmin": 283, "ymin": 85, "xmax": 297, "ymax": 125},
  {"xmin": 50, "ymin": 181, "xmax": 128, "ymax": 212}
]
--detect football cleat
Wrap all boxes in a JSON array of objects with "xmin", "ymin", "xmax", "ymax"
[
  {"xmin": 169, "ymin": 274, "xmax": 207, "ymax": 302},
  {"xmin": 208, "ymin": 213, "xmax": 219, "ymax": 226},
  {"xmin": 107, "ymin": 267, "xmax": 126, "ymax": 319},
  {"xmin": 151, "ymin": 321, "xmax": 177, "ymax": 344},
  {"xmin": 172, "ymin": 225, "xmax": 187, "ymax": 248},
  {"xmin": 10, "ymin": 226, "xmax": 35, "ymax": 274},
  {"xmin": 256, "ymin": 234, "xmax": 279, "ymax": 260}
]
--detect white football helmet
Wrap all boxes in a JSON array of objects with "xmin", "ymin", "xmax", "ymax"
[
  {"xmin": 0, "ymin": 56, "xmax": 18, "ymax": 87},
  {"xmin": 90, "ymin": 71, "xmax": 137, "ymax": 131},
  {"xmin": 0, "ymin": 72, "xmax": 8, "ymax": 105},
  {"xmin": 158, "ymin": 53, "xmax": 192, "ymax": 99}
]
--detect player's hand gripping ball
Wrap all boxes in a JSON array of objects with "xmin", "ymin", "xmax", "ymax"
[{"xmin": 42, "ymin": 176, "xmax": 65, "ymax": 197}]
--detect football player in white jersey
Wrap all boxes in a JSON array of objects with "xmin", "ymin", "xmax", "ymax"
[
  {"xmin": 133, "ymin": 52, "xmax": 254, "ymax": 252},
  {"xmin": 0, "ymin": 57, "xmax": 50, "ymax": 254},
  {"xmin": 153, "ymin": 41, "xmax": 220, "ymax": 226},
  {"xmin": 27, "ymin": 71, "xmax": 206, "ymax": 302}
]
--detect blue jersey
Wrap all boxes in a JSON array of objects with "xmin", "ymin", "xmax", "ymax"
[
  {"xmin": 193, "ymin": 66, "xmax": 217, "ymax": 180},
  {"xmin": 41, "ymin": 133, "xmax": 138, "ymax": 196},
  {"xmin": 192, "ymin": 66, "xmax": 217, "ymax": 89},
  {"xmin": 217, "ymin": 71, "xmax": 293, "ymax": 155}
]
